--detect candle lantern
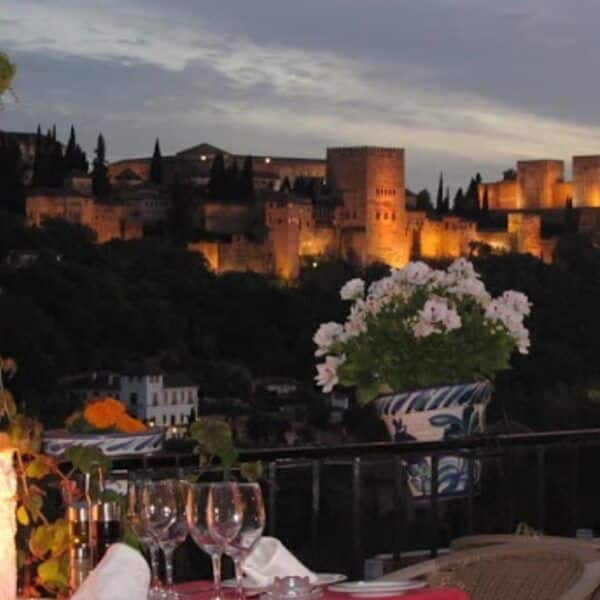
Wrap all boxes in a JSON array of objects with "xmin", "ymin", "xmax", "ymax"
[{"xmin": 0, "ymin": 448, "xmax": 16, "ymax": 600}]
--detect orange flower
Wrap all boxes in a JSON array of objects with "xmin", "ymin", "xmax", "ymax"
[
  {"xmin": 115, "ymin": 412, "xmax": 147, "ymax": 434},
  {"xmin": 83, "ymin": 396, "xmax": 125, "ymax": 430}
]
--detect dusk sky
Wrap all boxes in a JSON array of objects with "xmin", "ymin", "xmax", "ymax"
[{"xmin": 4, "ymin": 0, "xmax": 600, "ymax": 191}]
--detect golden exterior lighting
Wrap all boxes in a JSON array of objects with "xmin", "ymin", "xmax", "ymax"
[
  {"xmin": 264, "ymin": 157, "xmax": 271, "ymax": 164},
  {"xmin": 0, "ymin": 448, "xmax": 16, "ymax": 600}
]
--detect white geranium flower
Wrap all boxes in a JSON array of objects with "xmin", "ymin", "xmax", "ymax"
[
  {"xmin": 399, "ymin": 261, "xmax": 432, "ymax": 285},
  {"xmin": 412, "ymin": 298, "xmax": 462, "ymax": 338},
  {"xmin": 340, "ymin": 278, "xmax": 365, "ymax": 301},
  {"xmin": 450, "ymin": 277, "xmax": 491, "ymax": 307},
  {"xmin": 313, "ymin": 322, "xmax": 344, "ymax": 356},
  {"xmin": 448, "ymin": 258, "xmax": 477, "ymax": 279},
  {"xmin": 315, "ymin": 355, "xmax": 346, "ymax": 393},
  {"xmin": 501, "ymin": 290, "xmax": 532, "ymax": 316}
]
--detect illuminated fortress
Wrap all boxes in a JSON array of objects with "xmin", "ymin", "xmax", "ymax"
[
  {"xmin": 24, "ymin": 138, "xmax": 600, "ymax": 279},
  {"xmin": 189, "ymin": 146, "xmax": 557, "ymax": 279}
]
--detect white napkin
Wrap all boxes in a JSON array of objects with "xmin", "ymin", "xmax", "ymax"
[
  {"xmin": 72, "ymin": 543, "xmax": 150, "ymax": 600},
  {"xmin": 243, "ymin": 537, "xmax": 317, "ymax": 586}
]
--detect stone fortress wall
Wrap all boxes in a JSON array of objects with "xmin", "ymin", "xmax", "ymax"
[{"xmin": 479, "ymin": 155, "xmax": 600, "ymax": 210}]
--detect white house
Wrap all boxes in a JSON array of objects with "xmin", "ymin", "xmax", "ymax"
[
  {"xmin": 64, "ymin": 370, "xmax": 199, "ymax": 430},
  {"xmin": 119, "ymin": 371, "xmax": 199, "ymax": 428}
]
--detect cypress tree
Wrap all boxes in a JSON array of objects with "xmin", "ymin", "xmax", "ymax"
[
  {"xmin": 280, "ymin": 176, "xmax": 291, "ymax": 193},
  {"xmin": 32, "ymin": 125, "xmax": 43, "ymax": 186},
  {"xmin": 240, "ymin": 155, "xmax": 254, "ymax": 200},
  {"xmin": 453, "ymin": 187, "xmax": 464, "ymax": 215},
  {"xmin": 293, "ymin": 176, "xmax": 305, "ymax": 194},
  {"xmin": 48, "ymin": 140, "xmax": 65, "ymax": 187},
  {"xmin": 225, "ymin": 160, "xmax": 240, "ymax": 201},
  {"xmin": 91, "ymin": 133, "xmax": 110, "ymax": 198},
  {"xmin": 565, "ymin": 197, "xmax": 576, "ymax": 232},
  {"xmin": 208, "ymin": 152, "xmax": 227, "ymax": 199},
  {"xmin": 436, "ymin": 172, "xmax": 444, "ymax": 214},
  {"xmin": 481, "ymin": 187, "xmax": 490, "ymax": 223},
  {"xmin": 150, "ymin": 138, "xmax": 163, "ymax": 185},
  {"xmin": 0, "ymin": 134, "xmax": 26, "ymax": 213},
  {"xmin": 416, "ymin": 189, "xmax": 433, "ymax": 212},
  {"xmin": 74, "ymin": 145, "xmax": 89, "ymax": 173},
  {"xmin": 443, "ymin": 186, "xmax": 450, "ymax": 214}
]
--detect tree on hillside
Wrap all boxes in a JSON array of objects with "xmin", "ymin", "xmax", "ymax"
[
  {"xmin": 91, "ymin": 133, "xmax": 110, "ymax": 198},
  {"xmin": 225, "ymin": 160, "xmax": 240, "ymax": 201},
  {"xmin": 0, "ymin": 134, "xmax": 26, "ymax": 213},
  {"xmin": 453, "ymin": 187, "xmax": 464, "ymax": 214},
  {"xmin": 280, "ymin": 176, "xmax": 291, "ymax": 193},
  {"xmin": 168, "ymin": 172, "xmax": 194, "ymax": 240},
  {"xmin": 208, "ymin": 152, "xmax": 227, "ymax": 199},
  {"xmin": 416, "ymin": 189, "xmax": 433, "ymax": 212},
  {"xmin": 436, "ymin": 172, "xmax": 444, "ymax": 214},
  {"xmin": 48, "ymin": 138, "xmax": 65, "ymax": 188},
  {"xmin": 63, "ymin": 125, "xmax": 88, "ymax": 174},
  {"xmin": 240, "ymin": 155, "xmax": 254, "ymax": 200},
  {"xmin": 150, "ymin": 138, "xmax": 163, "ymax": 185}
]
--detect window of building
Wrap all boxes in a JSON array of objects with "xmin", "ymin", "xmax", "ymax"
[
  {"xmin": 152, "ymin": 393, "xmax": 159, "ymax": 407},
  {"xmin": 162, "ymin": 414, "xmax": 167, "ymax": 425},
  {"xmin": 163, "ymin": 391, "xmax": 168, "ymax": 405},
  {"xmin": 130, "ymin": 392, "xmax": 138, "ymax": 406},
  {"xmin": 170, "ymin": 414, "xmax": 176, "ymax": 425},
  {"xmin": 171, "ymin": 391, "xmax": 177, "ymax": 405},
  {"xmin": 376, "ymin": 212, "xmax": 380, "ymax": 220},
  {"xmin": 188, "ymin": 391, "xmax": 194, "ymax": 404}
]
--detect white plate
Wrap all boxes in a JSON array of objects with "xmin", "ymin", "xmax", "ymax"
[
  {"xmin": 329, "ymin": 580, "xmax": 427, "ymax": 595},
  {"xmin": 223, "ymin": 573, "xmax": 347, "ymax": 593}
]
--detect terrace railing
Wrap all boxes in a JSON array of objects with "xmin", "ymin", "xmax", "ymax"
[{"xmin": 111, "ymin": 428, "xmax": 600, "ymax": 579}]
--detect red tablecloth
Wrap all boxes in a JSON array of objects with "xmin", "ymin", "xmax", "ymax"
[{"xmin": 173, "ymin": 581, "xmax": 470, "ymax": 600}]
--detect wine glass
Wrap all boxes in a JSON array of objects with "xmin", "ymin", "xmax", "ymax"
[
  {"xmin": 185, "ymin": 483, "xmax": 231, "ymax": 600},
  {"xmin": 224, "ymin": 483, "xmax": 265, "ymax": 600},
  {"xmin": 126, "ymin": 478, "xmax": 163, "ymax": 599},
  {"xmin": 142, "ymin": 480, "xmax": 188, "ymax": 599}
]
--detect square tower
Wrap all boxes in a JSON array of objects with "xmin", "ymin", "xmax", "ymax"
[
  {"xmin": 516, "ymin": 160, "xmax": 564, "ymax": 209},
  {"xmin": 573, "ymin": 155, "xmax": 600, "ymax": 208},
  {"xmin": 327, "ymin": 146, "xmax": 409, "ymax": 267}
]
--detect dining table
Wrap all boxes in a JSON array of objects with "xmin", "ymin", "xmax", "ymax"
[{"xmin": 173, "ymin": 581, "xmax": 470, "ymax": 600}]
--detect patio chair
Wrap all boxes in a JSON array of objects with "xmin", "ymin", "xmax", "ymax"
[
  {"xmin": 450, "ymin": 534, "xmax": 600, "ymax": 553},
  {"xmin": 382, "ymin": 542, "xmax": 600, "ymax": 599}
]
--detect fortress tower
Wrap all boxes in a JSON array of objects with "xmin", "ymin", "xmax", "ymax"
[
  {"xmin": 573, "ymin": 156, "xmax": 600, "ymax": 208},
  {"xmin": 517, "ymin": 160, "xmax": 564, "ymax": 209},
  {"xmin": 327, "ymin": 146, "xmax": 409, "ymax": 267}
]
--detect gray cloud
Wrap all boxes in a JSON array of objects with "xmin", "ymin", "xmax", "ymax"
[{"xmin": 3, "ymin": 0, "xmax": 600, "ymax": 191}]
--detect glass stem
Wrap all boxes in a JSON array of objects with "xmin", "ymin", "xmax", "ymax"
[
  {"xmin": 163, "ymin": 546, "xmax": 175, "ymax": 589},
  {"xmin": 211, "ymin": 553, "xmax": 223, "ymax": 600},
  {"xmin": 149, "ymin": 544, "xmax": 161, "ymax": 589},
  {"xmin": 234, "ymin": 556, "xmax": 246, "ymax": 600}
]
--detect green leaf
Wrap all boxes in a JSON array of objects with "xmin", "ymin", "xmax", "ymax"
[
  {"xmin": 16, "ymin": 505, "xmax": 29, "ymax": 526},
  {"xmin": 29, "ymin": 524, "xmax": 53, "ymax": 559},
  {"xmin": 121, "ymin": 522, "xmax": 143, "ymax": 553},
  {"xmin": 38, "ymin": 557, "xmax": 68, "ymax": 590},
  {"xmin": 65, "ymin": 445, "xmax": 111, "ymax": 474},
  {"xmin": 26, "ymin": 454, "xmax": 54, "ymax": 479},
  {"xmin": 356, "ymin": 383, "xmax": 381, "ymax": 406},
  {"xmin": 240, "ymin": 461, "xmax": 263, "ymax": 482}
]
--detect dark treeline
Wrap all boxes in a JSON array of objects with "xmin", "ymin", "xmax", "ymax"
[{"xmin": 0, "ymin": 212, "xmax": 599, "ymax": 432}]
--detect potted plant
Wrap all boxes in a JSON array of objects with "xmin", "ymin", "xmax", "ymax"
[
  {"xmin": 44, "ymin": 396, "xmax": 164, "ymax": 457},
  {"xmin": 314, "ymin": 258, "xmax": 531, "ymax": 497}
]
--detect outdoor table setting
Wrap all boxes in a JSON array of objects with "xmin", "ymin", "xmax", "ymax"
[{"xmin": 68, "ymin": 478, "xmax": 469, "ymax": 600}]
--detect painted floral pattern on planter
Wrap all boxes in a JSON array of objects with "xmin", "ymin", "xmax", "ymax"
[
  {"xmin": 376, "ymin": 381, "xmax": 491, "ymax": 498},
  {"xmin": 43, "ymin": 429, "xmax": 164, "ymax": 457}
]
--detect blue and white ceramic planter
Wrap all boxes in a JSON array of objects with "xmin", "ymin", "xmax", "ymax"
[
  {"xmin": 43, "ymin": 428, "xmax": 165, "ymax": 457},
  {"xmin": 375, "ymin": 381, "xmax": 492, "ymax": 499}
]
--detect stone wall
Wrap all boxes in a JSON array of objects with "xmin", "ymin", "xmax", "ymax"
[
  {"xmin": 517, "ymin": 160, "xmax": 564, "ymax": 209},
  {"xmin": 478, "ymin": 180, "xmax": 518, "ymax": 210},
  {"xmin": 507, "ymin": 213, "xmax": 541, "ymax": 258},
  {"xmin": 417, "ymin": 216, "xmax": 478, "ymax": 260},
  {"xmin": 204, "ymin": 202, "xmax": 251, "ymax": 234},
  {"xmin": 26, "ymin": 193, "xmax": 142, "ymax": 243},
  {"xmin": 573, "ymin": 156, "xmax": 600, "ymax": 208}
]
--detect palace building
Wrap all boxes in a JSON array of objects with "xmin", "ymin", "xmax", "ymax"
[{"xmin": 24, "ymin": 136, "xmax": 600, "ymax": 280}]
